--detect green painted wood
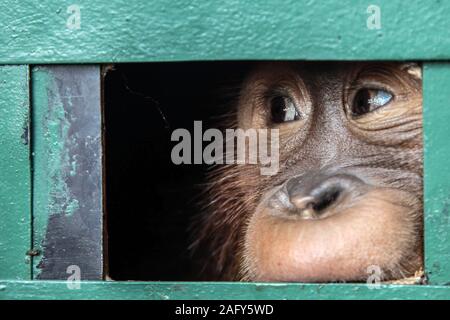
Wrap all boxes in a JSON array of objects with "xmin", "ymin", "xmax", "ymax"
[
  {"xmin": 1, "ymin": 0, "xmax": 450, "ymax": 63},
  {"xmin": 0, "ymin": 281, "xmax": 449, "ymax": 300},
  {"xmin": 0, "ymin": 66, "xmax": 31, "ymax": 280},
  {"xmin": 423, "ymin": 63, "xmax": 450, "ymax": 286}
]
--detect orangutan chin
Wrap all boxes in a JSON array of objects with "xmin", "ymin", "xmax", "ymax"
[{"xmin": 191, "ymin": 62, "xmax": 423, "ymax": 282}]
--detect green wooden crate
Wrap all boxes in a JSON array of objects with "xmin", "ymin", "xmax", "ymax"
[{"xmin": 1, "ymin": 0, "xmax": 450, "ymax": 299}]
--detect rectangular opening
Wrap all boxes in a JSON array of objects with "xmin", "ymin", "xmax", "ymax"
[
  {"xmin": 104, "ymin": 61, "xmax": 424, "ymax": 283},
  {"xmin": 104, "ymin": 62, "xmax": 252, "ymax": 280}
]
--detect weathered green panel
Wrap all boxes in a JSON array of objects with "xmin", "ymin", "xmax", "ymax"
[
  {"xmin": 31, "ymin": 66, "xmax": 103, "ymax": 280},
  {"xmin": 423, "ymin": 63, "xmax": 450, "ymax": 285},
  {"xmin": 1, "ymin": 0, "xmax": 450, "ymax": 63},
  {"xmin": 0, "ymin": 281, "xmax": 449, "ymax": 300},
  {"xmin": 0, "ymin": 66, "xmax": 31, "ymax": 280}
]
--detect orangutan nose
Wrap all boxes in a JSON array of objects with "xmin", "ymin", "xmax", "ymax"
[{"xmin": 285, "ymin": 173, "xmax": 365, "ymax": 219}]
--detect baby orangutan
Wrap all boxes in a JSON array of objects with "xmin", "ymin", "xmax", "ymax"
[{"xmin": 192, "ymin": 62, "xmax": 423, "ymax": 282}]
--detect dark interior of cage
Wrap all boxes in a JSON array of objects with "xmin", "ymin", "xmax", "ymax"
[{"xmin": 104, "ymin": 61, "xmax": 253, "ymax": 280}]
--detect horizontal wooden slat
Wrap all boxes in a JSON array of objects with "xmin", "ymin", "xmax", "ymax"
[
  {"xmin": 0, "ymin": 281, "xmax": 450, "ymax": 299},
  {"xmin": 1, "ymin": 1, "xmax": 450, "ymax": 63}
]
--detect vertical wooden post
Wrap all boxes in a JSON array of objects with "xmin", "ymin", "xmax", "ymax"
[
  {"xmin": 0, "ymin": 65, "xmax": 31, "ymax": 280},
  {"xmin": 423, "ymin": 62, "xmax": 450, "ymax": 285}
]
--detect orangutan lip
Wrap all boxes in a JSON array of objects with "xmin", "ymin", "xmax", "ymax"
[{"xmin": 245, "ymin": 187, "xmax": 422, "ymax": 283}]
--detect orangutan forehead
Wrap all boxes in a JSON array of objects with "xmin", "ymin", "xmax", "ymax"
[
  {"xmin": 400, "ymin": 62, "xmax": 422, "ymax": 79},
  {"xmin": 358, "ymin": 62, "xmax": 422, "ymax": 80},
  {"xmin": 253, "ymin": 62, "xmax": 422, "ymax": 79},
  {"xmin": 351, "ymin": 62, "xmax": 421, "ymax": 79}
]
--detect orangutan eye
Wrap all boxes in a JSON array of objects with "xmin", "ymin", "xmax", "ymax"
[
  {"xmin": 351, "ymin": 89, "xmax": 393, "ymax": 117},
  {"xmin": 270, "ymin": 95, "xmax": 300, "ymax": 123}
]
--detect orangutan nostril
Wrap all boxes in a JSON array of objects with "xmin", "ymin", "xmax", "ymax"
[
  {"xmin": 310, "ymin": 186, "xmax": 342, "ymax": 212},
  {"xmin": 288, "ymin": 186, "xmax": 341, "ymax": 219},
  {"xmin": 285, "ymin": 173, "xmax": 364, "ymax": 219}
]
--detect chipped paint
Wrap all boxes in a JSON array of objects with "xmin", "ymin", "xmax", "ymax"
[
  {"xmin": 31, "ymin": 67, "xmax": 84, "ymax": 276},
  {"xmin": 31, "ymin": 66, "xmax": 103, "ymax": 280},
  {"xmin": 31, "ymin": 67, "xmax": 62, "ymax": 276}
]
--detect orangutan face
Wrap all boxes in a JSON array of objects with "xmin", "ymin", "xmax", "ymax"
[{"xmin": 194, "ymin": 62, "xmax": 423, "ymax": 282}]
